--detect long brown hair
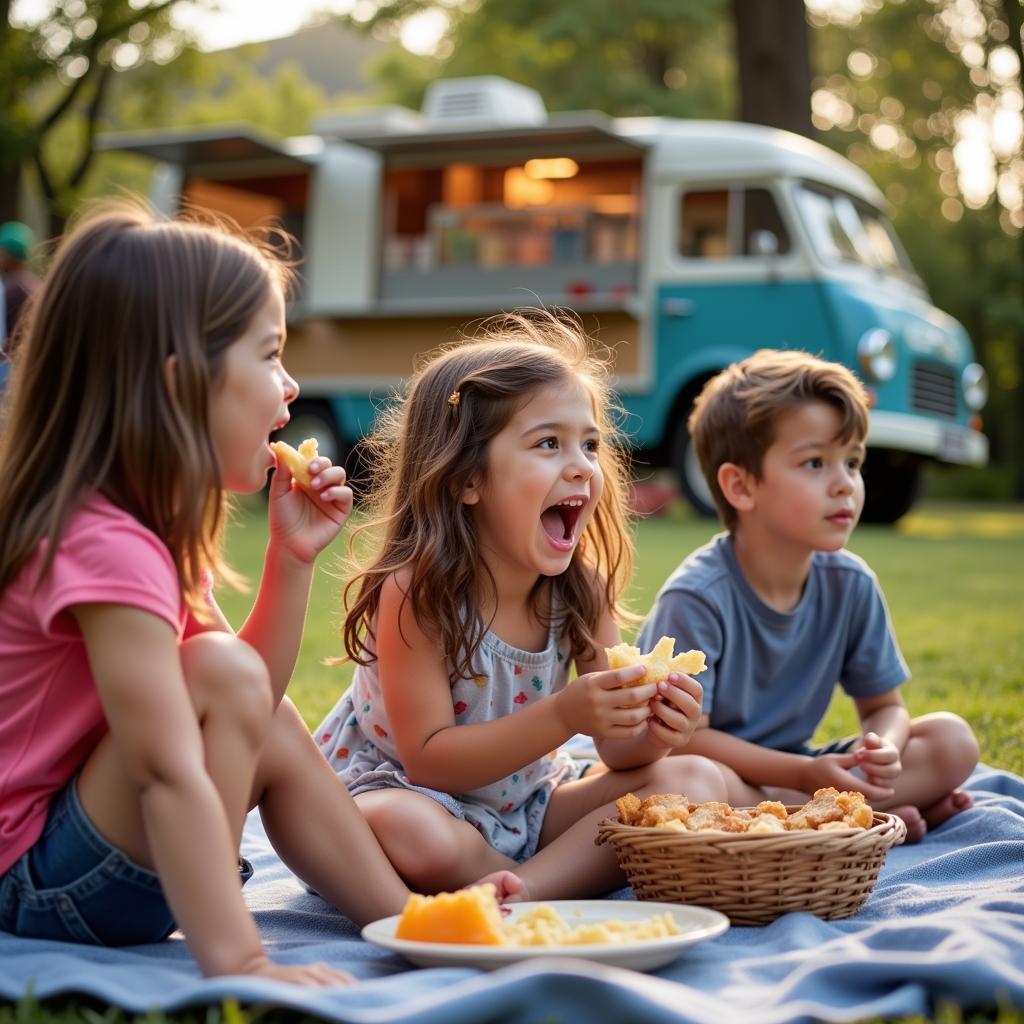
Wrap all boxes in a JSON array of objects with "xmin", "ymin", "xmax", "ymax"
[
  {"xmin": 0, "ymin": 199, "xmax": 290, "ymax": 611},
  {"xmin": 344, "ymin": 310, "xmax": 635, "ymax": 679}
]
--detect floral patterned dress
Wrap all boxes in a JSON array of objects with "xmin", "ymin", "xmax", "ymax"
[{"xmin": 316, "ymin": 617, "xmax": 583, "ymax": 861}]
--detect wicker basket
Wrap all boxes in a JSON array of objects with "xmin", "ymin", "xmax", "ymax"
[{"xmin": 596, "ymin": 809, "xmax": 907, "ymax": 926}]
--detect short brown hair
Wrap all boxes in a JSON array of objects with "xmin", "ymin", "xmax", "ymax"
[{"xmin": 689, "ymin": 349, "xmax": 870, "ymax": 530}]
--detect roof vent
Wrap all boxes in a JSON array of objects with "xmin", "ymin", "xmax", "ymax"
[{"xmin": 422, "ymin": 76, "xmax": 547, "ymax": 128}]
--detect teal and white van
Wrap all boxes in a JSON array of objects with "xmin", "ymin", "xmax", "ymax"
[{"xmin": 103, "ymin": 76, "xmax": 988, "ymax": 521}]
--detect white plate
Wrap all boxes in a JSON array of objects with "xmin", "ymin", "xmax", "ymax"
[{"xmin": 361, "ymin": 900, "xmax": 729, "ymax": 972}]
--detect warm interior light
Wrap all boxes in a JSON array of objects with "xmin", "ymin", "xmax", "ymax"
[
  {"xmin": 524, "ymin": 157, "xmax": 579, "ymax": 180},
  {"xmin": 504, "ymin": 167, "xmax": 555, "ymax": 208},
  {"xmin": 591, "ymin": 194, "xmax": 637, "ymax": 215}
]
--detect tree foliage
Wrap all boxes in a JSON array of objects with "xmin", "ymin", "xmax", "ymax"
[
  {"xmin": 809, "ymin": 0, "xmax": 1023, "ymax": 489},
  {"xmin": 1, "ymin": 0, "xmax": 214, "ymax": 230},
  {"xmin": 347, "ymin": 0, "xmax": 736, "ymax": 118}
]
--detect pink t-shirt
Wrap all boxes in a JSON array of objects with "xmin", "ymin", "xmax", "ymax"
[{"xmin": 0, "ymin": 496, "xmax": 186, "ymax": 874}]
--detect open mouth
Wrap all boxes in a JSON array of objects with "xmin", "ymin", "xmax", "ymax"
[{"xmin": 541, "ymin": 498, "xmax": 585, "ymax": 550}]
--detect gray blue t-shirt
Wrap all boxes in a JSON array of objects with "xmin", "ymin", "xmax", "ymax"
[{"xmin": 637, "ymin": 533, "xmax": 909, "ymax": 753}]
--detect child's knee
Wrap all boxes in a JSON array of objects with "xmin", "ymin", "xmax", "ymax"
[
  {"xmin": 180, "ymin": 632, "xmax": 274, "ymax": 737},
  {"xmin": 646, "ymin": 755, "xmax": 727, "ymax": 802},
  {"xmin": 360, "ymin": 795, "xmax": 466, "ymax": 885},
  {"xmin": 915, "ymin": 712, "xmax": 979, "ymax": 784}
]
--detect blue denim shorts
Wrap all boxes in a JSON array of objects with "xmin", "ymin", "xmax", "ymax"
[{"xmin": 0, "ymin": 779, "xmax": 254, "ymax": 947}]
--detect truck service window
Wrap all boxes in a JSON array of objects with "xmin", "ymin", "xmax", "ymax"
[{"xmin": 679, "ymin": 188, "xmax": 789, "ymax": 259}]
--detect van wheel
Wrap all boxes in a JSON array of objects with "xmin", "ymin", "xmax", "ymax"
[
  {"xmin": 672, "ymin": 420, "xmax": 717, "ymax": 518},
  {"xmin": 860, "ymin": 450, "xmax": 922, "ymax": 524}
]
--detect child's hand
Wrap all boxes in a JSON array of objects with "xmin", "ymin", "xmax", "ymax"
[
  {"xmin": 555, "ymin": 664, "xmax": 658, "ymax": 739},
  {"xmin": 249, "ymin": 959, "xmax": 354, "ymax": 987},
  {"xmin": 852, "ymin": 731, "xmax": 903, "ymax": 787},
  {"xmin": 645, "ymin": 672, "xmax": 703, "ymax": 749},
  {"xmin": 268, "ymin": 454, "xmax": 354, "ymax": 564},
  {"xmin": 801, "ymin": 753, "xmax": 895, "ymax": 802}
]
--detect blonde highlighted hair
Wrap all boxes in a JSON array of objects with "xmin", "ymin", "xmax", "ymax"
[
  {"xmin": 0, "ymin": 198, "xmax": 293, "ymax": 612},
  {"xmin": 344, "ymin": 310, "xmax": 635, "ymax": 679},
  {"xmin": 689, "ymin": 348, "xmax": 870, "ymax": 530}
]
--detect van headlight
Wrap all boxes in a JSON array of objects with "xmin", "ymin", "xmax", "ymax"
[
  {"xmin": 962, "ymin": 362, "xmax": 988, "ymax": 410},
  {"xmin": 857, "ymin": 328, "xmax": 897, "ymax": 382}
]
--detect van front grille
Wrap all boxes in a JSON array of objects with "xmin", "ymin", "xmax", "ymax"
[{"xmin": 911, "ymin": 362, "xmax": 958, "ymax": 418}]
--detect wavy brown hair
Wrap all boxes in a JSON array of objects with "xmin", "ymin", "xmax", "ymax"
[
  {"xmin": 0, "ymin": 198, "xmax": 292, "ymax": 612},
  {"xmin": 344, "ymin": 310, "xmax": 635, "ymax": 680}
]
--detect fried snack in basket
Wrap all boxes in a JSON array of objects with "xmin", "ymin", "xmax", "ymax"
[
  {"xmin": 785, "ymin": 787, "xmax": 873, "ymax": 830},
  {"xmin": 615, "ymin": 789, "xmax": 873, "ymax": 833},
  {"xmin": 270, "ymin": 437, "xmax": 319, "ymax": 489},
  {"xmin": 605, "ymin": 635, "xmax": 707, "ymax": 685}
]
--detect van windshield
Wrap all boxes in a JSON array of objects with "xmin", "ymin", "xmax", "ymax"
[{"xmin": 794, "ymin": 183, "xmax": 920, "ymax": 283}]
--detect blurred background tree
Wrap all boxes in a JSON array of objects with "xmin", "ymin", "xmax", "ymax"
[{"xmin": 0, "ymin": 0, "xmax": 212, "ymax": 233}]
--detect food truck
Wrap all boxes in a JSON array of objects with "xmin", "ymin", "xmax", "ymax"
[{"xmin": 100, "ymin": 75, "xmax": 988, "ymax": 521}]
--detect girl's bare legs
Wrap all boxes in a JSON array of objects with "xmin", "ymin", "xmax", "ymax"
[
  {"xmin": 354, "ymin": 789, "xmax": 521, "ymax": 894},
  {"xmin": 514, "ymin": 754, "xmax": 728, "ymax": 900},
  {"xmin": 77, "ymin": 632, "xmax": 275, "ymax": 868},
  {"xmin": 251, "ymin": 698, "xmax": 411, "ymax": 924}
]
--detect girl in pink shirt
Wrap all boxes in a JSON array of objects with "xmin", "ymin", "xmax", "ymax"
[{"xmin": 0, "ymin": 201, "xmax": 515, "ymax": 984}]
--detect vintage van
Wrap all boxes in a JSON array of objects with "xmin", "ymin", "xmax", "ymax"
[{"xmin": 102, "ymin": 75, "xmax": 988, "ymax": 521}]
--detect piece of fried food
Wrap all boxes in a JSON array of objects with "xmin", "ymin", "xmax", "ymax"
[
  {"xmin": 686, "ymin": 801, "xmax": 747, "ymax": 832},
  {"xmin": 636, "ymin": 793, "xmax": 691, "ymax": 828},
  {"xmin": 786, "ymin": 787, "xmax": 873, "ymax": 830},
  {"xmin": 605, "ymin": 635, "xmax": 707, "ymax": 685},
  {"xmin": 270, "ymin": 437, "xmax": 319, "ymax": 489},
  {"xmin": 617, "ymin": 792, "xmax": 691, "ymax": 828}
]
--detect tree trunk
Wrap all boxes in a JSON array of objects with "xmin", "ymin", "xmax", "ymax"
[
  {"xmin": 732, "ymin": 0, "xmax": 814, "ymax": 138},
  {"xmin": 999, "ymin": 0, "xmax": 1024, "ymax": 499}
]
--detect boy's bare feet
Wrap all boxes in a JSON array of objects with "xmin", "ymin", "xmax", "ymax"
[
  {"xmin": 889, "ymin": 804, "xmax": 927, "ymax": 843},
  {"xmin": 922, "ymin": 789, "xmax": 973, "ymax": 829},
  {"xmin": 475, "ymin": 869, "xmax": 530, "ymax": 903},
  {"xmin": 889, "ymin": 790, "xmax": 972, "ymax": 843}
]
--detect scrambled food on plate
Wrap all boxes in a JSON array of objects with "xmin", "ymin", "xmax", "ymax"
[
  {"xmin": 270, "ymin": 437, "xmax": 319, "ymax": 489},
  {"xmin": 394, "ymin": 884, "xmax": 681, "ymax": 946},
  {"xmin": 605, "ymin": 635, "xmax": 707, "ymax": 684},
  {"xmin": 615, "ymin": 787, "xmax": 874, "ymax": 833}
]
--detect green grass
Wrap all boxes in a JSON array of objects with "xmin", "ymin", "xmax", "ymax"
[
  {"xmin": 6, "ymin": 500, "xmax": 1023, "ymax": 1023},
  {"xmin": 218, "ymin": 497, "xmax": 1024, "ymax": 775}
]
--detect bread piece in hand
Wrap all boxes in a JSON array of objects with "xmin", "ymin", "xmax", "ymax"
[
  {"xmin": 270, "ymin": 437, "xmax": 319, "ymax": 489},
  {"xmin": 605, "ymin": 635, "xmax": 707, "ymax": 685}
]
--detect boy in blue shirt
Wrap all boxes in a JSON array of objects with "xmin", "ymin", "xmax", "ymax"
[{"xmin": 640, "ymin": 350, "xmax": 978, "ymax": 840}]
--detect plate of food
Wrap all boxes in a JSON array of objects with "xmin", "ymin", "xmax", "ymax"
[{"xmin": 361, "ymin": 885, "xmax": 729, "ymax": 971}]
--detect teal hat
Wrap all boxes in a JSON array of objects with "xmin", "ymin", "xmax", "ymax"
[{"xmin": 0, "ymin": 221, "xmax": 33, "ymax": 262}]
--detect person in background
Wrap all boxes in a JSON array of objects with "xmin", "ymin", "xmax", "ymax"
[{"xmin": 0, "ymin": 221, "xmax": 41, "ymax": 355}]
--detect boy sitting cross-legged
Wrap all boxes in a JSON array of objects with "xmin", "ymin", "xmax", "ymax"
[{"xmin": 640, "ymin": 350, "xmax": 978, "ymax": 841}]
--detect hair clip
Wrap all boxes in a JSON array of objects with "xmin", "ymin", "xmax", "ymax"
[{"xmin": 447, "ymin": 390, "xmax": 461, "ymax": 408}]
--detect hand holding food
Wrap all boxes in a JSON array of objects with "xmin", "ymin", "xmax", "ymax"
[
  {"xmin": 270, "ymin": 437, "xmax": 320, "ymax": 490},
  {"xmin": 606, "ymin": 636, "xmax": 706, "ymax": 684}
]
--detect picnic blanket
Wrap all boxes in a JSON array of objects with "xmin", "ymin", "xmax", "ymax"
[{"xmin": 2, "ymin": 764, "xmax": 1022, "ymax": 1023}]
